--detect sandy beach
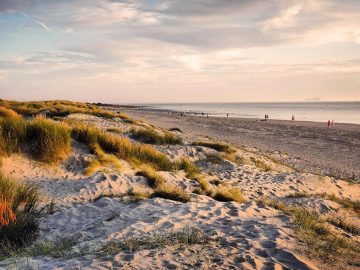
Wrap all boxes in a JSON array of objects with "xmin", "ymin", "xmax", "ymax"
[
  {"xmin": 112, "ymin": 107, "xmax": 360, "ymax": 182},
  {"xmin": 0, "ymin": 102, "xmax": 359, "ymax": 270}
]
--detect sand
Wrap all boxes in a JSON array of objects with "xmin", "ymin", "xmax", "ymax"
[
  {"xmin": 113, "ymin": 107, "xmax": 360, "ymax": 182},
  {"xmin": 1, "ymin": 113, "xmax": 359, "ymax": 270}
]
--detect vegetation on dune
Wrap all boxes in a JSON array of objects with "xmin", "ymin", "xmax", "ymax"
[
  {"xmin": 27, "ymin": 116, "xmax": 71, "ymax": 163},
  {"xmin": 0, "ymin": 99, "xmax": 132, "ymax": 120},
  {"xmin": 178, "ymin": 158, "xmax": 201, "ymax": 179},
  {"xmin": 99, "ymin": 227, "xmax": 207, "ymax": 255},
  {"xmin": 258, "ymin": 198, "xmax": 360, "ymax": 266},
  {"xmin": 0, "ymin": 174, "xmax": 54, "ymax": 260},
  {"xmin": 130, "ymin": 127, "xmax": 182, "ymax": 145},
  {"xmin": 192, "ymin": 141, "xmax": 234, "ymax": 153},
  {"xmin": 0, "ymin": 107, "xmax": 21, "ymax": 119},
  {"xmin": 0, "ymin": 115, "xmax": 71, "ymax": 163},
  {"xmin": 213, "ymin": 186, "xmax": 247, "ymax": 203},
  {"xmin": 71, "ymin": 124, "xmax": 174, "ymax": 171},
  {"xmin": 286, "ymin": 192, "xmax": 360, "ymax": 214}
]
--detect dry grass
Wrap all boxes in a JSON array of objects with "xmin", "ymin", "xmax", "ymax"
[
  {"xmin": 178, "ymin": 158, "xmax": 201, "ymax": 179},
  {"xmin": 106, "ymin": 128, "xmax": 123, "ymax": 134},
  {"xmin": 152, "ymin": 183, "xmax": 190, "ymax": 203},
  {"xmin": 286, "ymin": 192, "xmax": 360, "ymax": 214},
  {"xmin": 326, "ymin": 216, "xmax": 360, "ymax": 236},
  {"xmin": 213, "ymin": 186, "xmax": 246, "ymax": 203},
  {"xmin": 2, "ymin": 100, "xmax": 118, "ymax": 119},
  {"xmin": 135, "ymin": 164, "xmax": 189, "ymax": 203},
  {"xmin": 135, "ymin": 164, "xmax": 164, "ymax": 188},
  {"xmin": 71, "ymin": 124, "xmax": 174, "ymax": 171},
  {"xmin": 254, "ymin": 159, "xmax": 272, "ymax": 172},
  {"xmin": 26, "ymin": 116, "xmax": 71, "ymax": 163},
  {"xmin": 258, "ymin": 198, "xmax": 360, "ymax": 266},
  {"xmin": 0, "ymin": 173, "xmax": 54, "ymax": 260},
  {"xmin": 193, "ymin": 141, "xmax": 234, "ymax": 153},
  {"xmin": 130, "ymin": 127, "xmax": 182, "ymax": 145},
  {"xmin": 0, "ymin": 116, "xmax": 71, "ymax": 163},
  {"xmin": 98, "ymin": 227, "xmax": 207, "ymax": 255},
  {"xmin": 0, "ymin": 107, "xmax": 21, "ymax": 119}
]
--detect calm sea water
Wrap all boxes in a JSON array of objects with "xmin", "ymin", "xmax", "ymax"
[{"xmin": 140, "ymin": 102, "xmax": 360, "ymax": 124}]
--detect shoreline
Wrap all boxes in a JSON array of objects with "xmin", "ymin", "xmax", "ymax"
[
  {"xmin": 104, "ymin": 106, "xmax": 360, "ymax": 181},
  {"xmin": 98, "ymin": 103, "xmax": 360, "ymax": 126}
]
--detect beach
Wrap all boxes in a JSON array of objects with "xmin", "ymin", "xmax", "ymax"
[
  {"xmin": 108, "ymin": 106, "xmax": 360, "ymax": 182},
  {"xmin": 0, "ymin": 101, "xmax": 359, "ymax": 270}
]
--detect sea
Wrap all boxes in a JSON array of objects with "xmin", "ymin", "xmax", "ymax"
[{"xmin": 136, "ymin": 102, "xmax": 360, "ymax": 125}]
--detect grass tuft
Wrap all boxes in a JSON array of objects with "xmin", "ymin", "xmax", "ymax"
[
  {"xmin": 258, "ymin": 198, "xmax": 360, "ymax": 265},
  {"xmin": 26, "ymin": 116, "xmax": 71, "ymax": 163},
  {"xmin": 192, "ymin": 141, "xmax": 233, "ymax": 153},
  {"xmin": 130, "ymin": 127, "xmax": 182, "ymax": 145},
  {"xmin": 71, "ymin": 124, "xmax": 174, "ymax": 171},
  {"xmin": 0, "ymin": 173, "xmax": 54, "ymax": 260},
  {"xmin": 213, "ymin": 186, "xmax": 246, "ymax": 203},
  {"xmin": 98, "ymin": 227, "xmax": 207, "ymax": 255}
]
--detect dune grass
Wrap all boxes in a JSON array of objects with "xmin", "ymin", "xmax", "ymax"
[
  {"xmin": 192, "ymin": 141, "xmax": 233, "ymax": 153},
  {"xmin": 258, "ymin": 198, "xmax": 360, "ymax": 265},
  {"xmin": 326, "ymin": 216, "xmax": 360, "ymax": 236},
  {"xmin": 0, "ymin": 117, "xmax": 27, "ymax": 156},
  {"xmin": 130, "ymin": 127, "xmax": 182, "ymax": 145},
  {"xmin": 106, "ymin": 127, "xmax": 123, "ymax": 134},
  {"xmin": 0, "ymin": 173, "xmax": 54, "ymax": 260},
  {"xmin": 0, "ymin": 115, "xmax": 71, "ymax": 163},
  {"xmin": 286, "ymin": 192, "xmax": 360, "ymax": 214},
  {"xmin": 178, "ymin": 158, "xmax": 201, "ymax": 179},
  {"xmin": 135, "ymin": 164, "xmax": 190, "ymax": 203},
  {"xmin": 135, "ymin": 164, "xmax": 164, "ymax": 188},
  {"xmin": 26, "ymin": 116, "xmax": 71, "ymax": 163},
  {"xmin": 254, "ymin": 159, "xmax": 273, "ymax": 172},
  {"xmin": 71, "ymin": 124, "xmax": 174, "ymax": 171},
  {"xmin": 212, "ymin": 186, "xmax": 247, "ymax": 203},
  {"xmin": 1, "ymin": 100, "xmax": 119, "ymax": 119},
  {"xmin": 98, "ymin": 227, "xmax": 207, "ymax": 255},
  {"xmin": 0, "ymin": 107, "xmax": 21, "ymax": 119}
]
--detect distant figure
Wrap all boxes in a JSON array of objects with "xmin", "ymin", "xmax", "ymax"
[
  {"xmin": 331, "ymin": 120, "xmax": 334, "ymax": 127},
  {"xmin": 264, "ymin": 114, "xmax": 267, "ymax": 121},
  {"xmin": 292, "ymin": 115, "xmax": 295, "ymax": 121},
  {"xmin": 207, "ymin": 114, "xmax": 209, "ymax": 118},
  {"xmin": 327, "ymin": 120, "xmax": 331, "ymax": 128},
  {"xmin": 227, "ymin": 113, "xmax": 229, "ymax": 117}
]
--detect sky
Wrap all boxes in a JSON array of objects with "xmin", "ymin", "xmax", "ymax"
[{"xmin": 0, "ymin": 0, "xmax": 359, "ymax": 103}]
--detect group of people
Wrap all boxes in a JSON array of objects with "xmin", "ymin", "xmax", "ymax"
[{"xmin": 327, "ymin": 120, "xmax": 335, "ymax": 128}]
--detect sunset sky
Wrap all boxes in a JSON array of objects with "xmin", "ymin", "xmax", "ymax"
[{"xmin": 0, "ymin": 0, "xmax": 359, "ymax": 103}]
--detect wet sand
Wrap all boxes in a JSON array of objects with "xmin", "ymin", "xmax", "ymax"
[{"xmin": 112, "ymin": 107, "xmax": 360, "ymax": 181}]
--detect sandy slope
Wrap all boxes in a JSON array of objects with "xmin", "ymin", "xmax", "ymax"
[
  {"xmin": 1, "ymin": 113, "xmax": 359, "ymax": 270},
  {"xmin": 116, "ymin": 108, "xmax": 360, "ymax": 181}
]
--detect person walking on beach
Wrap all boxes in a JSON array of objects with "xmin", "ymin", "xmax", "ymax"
[
  {"xmin": 292, "ymin": 115, "xmax": 295, "ymax": 121},
  {"xmin": 327, "ymin": 120, "xmax": 331, "ymax": 128}
]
